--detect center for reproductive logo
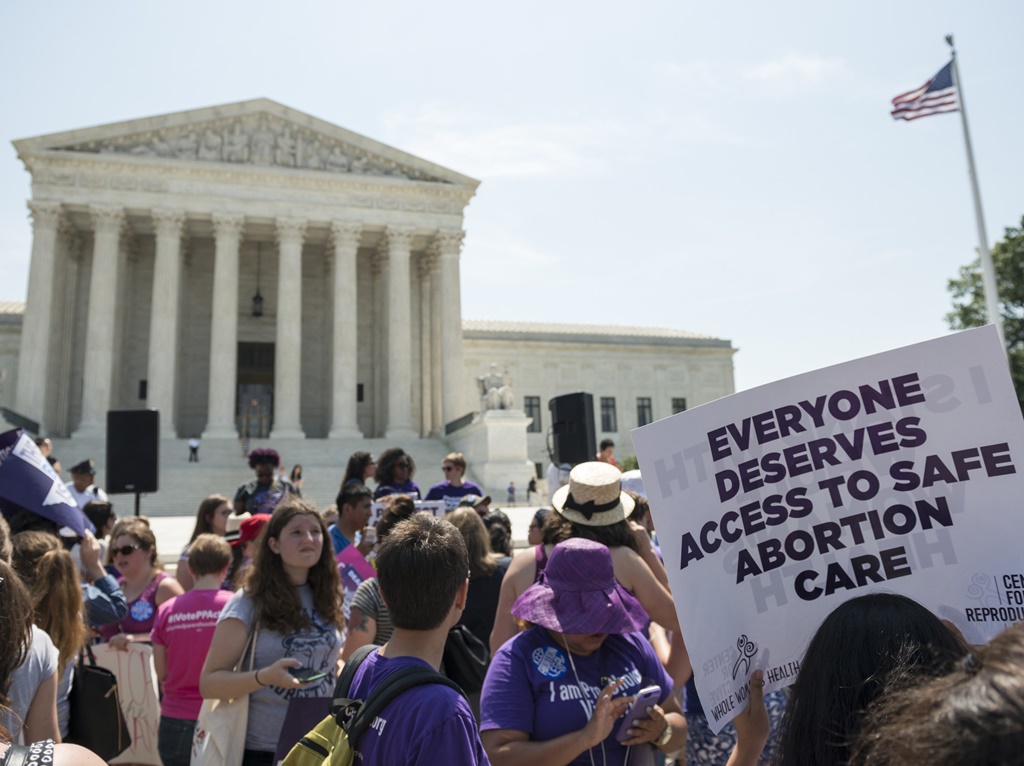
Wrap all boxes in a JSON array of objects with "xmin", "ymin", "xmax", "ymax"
[{"xmin": 732, "ymin": 634, "xmax": 758, "ymax": 680}]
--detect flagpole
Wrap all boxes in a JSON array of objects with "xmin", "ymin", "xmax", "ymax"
[{"xmin": 946, "ymin": 34, "xmax": 1006, "ymax": 352}]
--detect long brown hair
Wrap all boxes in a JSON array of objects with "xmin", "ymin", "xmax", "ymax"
[
  {"xmin": 245, "ymin": 500, "xmax": 342, "ymax": 634},
  {"xmin": 189, "ymin": 495, "xmax": 231, "ymax": 543},
  {"xmin": 11, "ymin": 532, "xmax": 88, "ymax": 669},
  {"xmin": 446, "ymin": 508, "xmax": 498, "ymax": 580},
  {"xmin": 0, "ymin": 561, "xmax": 34, "ymax": 740}
]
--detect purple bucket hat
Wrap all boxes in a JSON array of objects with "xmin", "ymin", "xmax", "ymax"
[{"xmin": 512, "ymin": 538, "xmax": 649, "ymax": 634}]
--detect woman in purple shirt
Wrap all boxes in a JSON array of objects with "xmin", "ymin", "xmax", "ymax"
[
  {"xmin": 480, "ymin": 538, "xmax": 687, "ymax": 765},
  {"xmin": 373, "ymin": 447, "xmax": 421, "ymax": 500}
]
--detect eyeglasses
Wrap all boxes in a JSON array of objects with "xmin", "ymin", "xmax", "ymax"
[
  {"xmin": 396, "ymin": 461, "xmax": 411, "ymax": 468},
  {"xmin": 442, "ymin": 465, "xmax": 456, "ymax": 472},
  {"xmin": 112, "ymin": 544, "xmax": 145, "ymax": 557}
]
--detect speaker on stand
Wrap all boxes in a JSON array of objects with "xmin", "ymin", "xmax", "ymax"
[
  {"xmin": 106, "ymin": 410, "xmax": 160, "ymax": 516},
  {"xmin": 548, "ymin": 392, "xmax": 596, "ymax": 467}
]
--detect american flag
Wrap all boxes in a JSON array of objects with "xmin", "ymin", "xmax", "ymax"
[{"xmin": 891, "ymin": 61, "xmax": 959, "ymax": 121}]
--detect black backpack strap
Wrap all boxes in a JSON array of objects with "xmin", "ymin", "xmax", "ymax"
[
  {"xmin": 332, "ymin": 644, "xmax": 378, "ymax": 705},
  {"xmin": 346, "ymin": 666, "xmax": 464, "ymax": 747}
]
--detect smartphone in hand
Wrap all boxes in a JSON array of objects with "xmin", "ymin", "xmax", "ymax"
[
  {"xmin": 287, "ymin": 667, "xmax": 329, "ymax": 684},
  {"xmin": 614, "ymin": 685, "xmax": 662, "ymax": 743}
]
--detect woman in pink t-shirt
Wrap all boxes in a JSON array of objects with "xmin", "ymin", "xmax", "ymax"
[{"xmin": 151, "ymin": 535, "xmax": 234, "ymax": 766}]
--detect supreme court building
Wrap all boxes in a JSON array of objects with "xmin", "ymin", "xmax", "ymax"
[{"xmin": 6, "ymin": 99, "xmax": 736, "ymax": 465}]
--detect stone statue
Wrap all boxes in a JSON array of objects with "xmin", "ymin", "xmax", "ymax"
[
  {"xmin": 477, "ymin": 364, "xmax": 515, "ymax": 410},
  {"xmin": 275, "ymin": 128, "xmax": 296, "ymax": 166},
  {"xmin": 127, "ymin": 132, "xmax": 172, "ymax": 157},
  {"xmin": 198, "ymin": 128, "xmax": 223, "ymax": 161},
  {"xmin": 302, "ymin": 138, "xmax": 324, "ymax": 169},
  {"xmin": 325, "ymin": 146, "xmax": 349, "ymax": 172},
  {"xmin": 174, "ymin": 131, "xmax": 198, "ymax": 159},
  {"xmin": 251, "ymin": 120, "xmax": 275, "ymax": 165},
  {"xmin": 224, "ymin": 122, "xmax": 249, "ymax": 163},
  {"xmin": 349, "ymin": 154, "xmax": 368, "ymax": 175}
]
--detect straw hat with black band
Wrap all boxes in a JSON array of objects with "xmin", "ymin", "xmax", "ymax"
[
  {"xmin": 224, "ymin": 512, "xmax": 251, "ymax": 546},
  {"xmin": 551, "ymin": 461, "xmax": 634, "ymax": 527}
]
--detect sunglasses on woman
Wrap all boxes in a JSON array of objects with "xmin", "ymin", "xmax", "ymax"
[{"xmin": 112, "ymin": 544, "xmax": 146, "ymax": 557}]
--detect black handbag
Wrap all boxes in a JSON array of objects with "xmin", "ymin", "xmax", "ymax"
[
  {"xmin": 442, "ymin": 624, "xmax": 490, "ymax": 694},
  {"xmin": 66, "ymin": 644, "xmax": 132, "ymax": 761}
]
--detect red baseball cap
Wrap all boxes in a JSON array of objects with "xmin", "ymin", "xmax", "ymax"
[{"xmin": 234, "ymin": 514, "xmax": 271, "ymax": 547}]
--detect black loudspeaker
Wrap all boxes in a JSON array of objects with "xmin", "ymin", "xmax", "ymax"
[
  {"xmin": 548, "ymin": 392, "xmax": 596, "ymax": 467},
  {"xmin": 106, "ymin": 410, "xmax": 159, "ymax": 494}
]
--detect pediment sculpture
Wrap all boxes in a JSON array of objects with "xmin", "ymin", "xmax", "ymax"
[{"xmin": 52, "ymin": 113, "xmax": 444, "ymax": 182}]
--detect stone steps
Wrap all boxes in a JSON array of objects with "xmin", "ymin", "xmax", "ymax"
[{"xmin": 49, "ymin": 435, "xmax": 470, "ymax": 517}]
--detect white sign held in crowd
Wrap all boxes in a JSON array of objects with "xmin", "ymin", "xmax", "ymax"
[
  {"xmin": 632, "ymin": 326, "xmax": 1024, "ymax": 732},
  {"xmin": 93, "ymin": 642, "xmax": 162, "ymax": 766}
]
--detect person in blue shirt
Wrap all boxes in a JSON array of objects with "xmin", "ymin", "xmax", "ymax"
[{"xmin": 328, "ymin": 484, "xmax": 375, "ymax": 556}]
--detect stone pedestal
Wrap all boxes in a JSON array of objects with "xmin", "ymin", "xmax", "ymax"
[{"xmin": 445, "ymin": 409, "xmax": 535, "ymax": 501}]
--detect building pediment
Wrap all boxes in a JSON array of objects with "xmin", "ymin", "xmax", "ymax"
[{"xmin": 14, "ymin": 98, "xmax": 478, "ymax": 188}]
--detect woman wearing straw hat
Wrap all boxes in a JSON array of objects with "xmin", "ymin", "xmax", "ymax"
[
  {"xmin": 490, "ymin": 462, "xmax": 679, "ymax": 655},
  {"xmin": 480, "ymin": 538, "xmax": 689, "ymax": 765}
]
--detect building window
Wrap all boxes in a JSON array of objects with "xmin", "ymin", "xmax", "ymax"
[
  {"xmin": 637, "ymin": 397, "xmax": 653, "ymax": 427},
  {"xmin": 600, "ymin": 397, "xmax": 617, "ymax": 432},
  {"xmin": 138, "ymin": 380, "xmax": 147, "ymax": 400},
  {"xmin": 357, "ymin": 383, "xmax": 364, "ymax": 403},
  {"xmin": 672, "ymin": 397, "xmax": 688, "ymax": 414},
  {"xmin": 525, "ymin": 396, "xmax": 542, "ymax": 433}
]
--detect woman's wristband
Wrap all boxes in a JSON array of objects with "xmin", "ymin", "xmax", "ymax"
[{"xmin": 255, "ymin": 668, "xmax": 266, "ymax": 687}]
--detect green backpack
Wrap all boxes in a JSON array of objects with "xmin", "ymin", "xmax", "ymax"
[{"xmin": 282, "ymin": 645, "xmax": 465, "ymax": 766}]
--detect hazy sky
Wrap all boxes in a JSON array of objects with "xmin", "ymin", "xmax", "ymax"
[{"xmin": 1, "ymin": 1, "xmax": 1021, "ymax": 394}]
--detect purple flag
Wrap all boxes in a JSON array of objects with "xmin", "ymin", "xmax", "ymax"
[{"xmin": 0, "ymin": 428, "xmax": 92, "ymax": 536}]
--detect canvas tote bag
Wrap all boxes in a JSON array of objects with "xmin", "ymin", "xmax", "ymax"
[{"xmin": 190, "ymin": 625, "xmax": 259, "ymax": 766}]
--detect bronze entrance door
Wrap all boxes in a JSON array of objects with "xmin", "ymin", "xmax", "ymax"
[{"xmin": 237, "ymin": 343, "xmax": 274, "ymax": 438}]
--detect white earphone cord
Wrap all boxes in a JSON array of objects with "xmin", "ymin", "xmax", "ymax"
[{"xmin": 561, "ymin": 636, "xmax": 633, "ymax": 766}]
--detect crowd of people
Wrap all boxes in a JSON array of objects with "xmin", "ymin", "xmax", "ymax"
[{"xmin": 1, "ymin": 442, "xmax": 1023, "ymax": 766}]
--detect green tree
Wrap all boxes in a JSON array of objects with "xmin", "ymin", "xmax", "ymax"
[
  {"xmin": 947, "ymin": 216, "xmax": 1024, "ymax": 410},
  {"xmin": 618, "ymin": 454, "xmax": 639, "ymax": 472}
]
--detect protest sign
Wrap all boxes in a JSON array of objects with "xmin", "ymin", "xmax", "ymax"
[
  {"xmin": 0, "ymin": 428, "xmax": 90, "ymax": 535},
  {"xmin": 632, "ymin": 326, "xmax": 1024, "ymax": 732},
  {"xmin": 93, "ymin": 642, "xmax": 162, "ymax": 765},
  {"xmin": 368, "ymin": 499, "xmax": 446, "ymax": 526},
  {"xmin": 337, "ymin": 544, "xmax": 377, "ymax": 595}
]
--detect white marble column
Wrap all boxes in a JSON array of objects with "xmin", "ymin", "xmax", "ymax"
[
  {"xmin": 270, "ymin": 217, "xmax": 306, "ymax": 439},
  {"xmin": 430, "ymin": 253, "xmax": 443, "ymax": 436},
  {"xmin": 16, "ymin": 200, "xmax": 63, "ymax": 431},
  {"xmin": 372, "ymin": 251, "xmax": 387, "ymax": 437},
  {"xmin": 202, "ymin": 213, "xmax": 244, "ymax": 439},
  {"xmin": 418, "ymin": 254, "xmax": 434, "ymax": 437},
  {"xmin": 384, "ymin": 226, "xmax": 417, "ymax": 439},
  {"xmin": 52, "ymin": 231, "xmax": 82, "ymax": 437},
  {"xmin": 436, "ymin": 229, "xmax": 466, "ymax": 427},
  {"xmin": 75, "ymin": 206, "xmax": 126, "ymax": 436},
  {"xmin": 328, "ymin": 222, "xmax": 363, "ymax": 439},
  {"xmin": 146, "ymin": 209, "xmax": 186, "ymax": 437}
]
